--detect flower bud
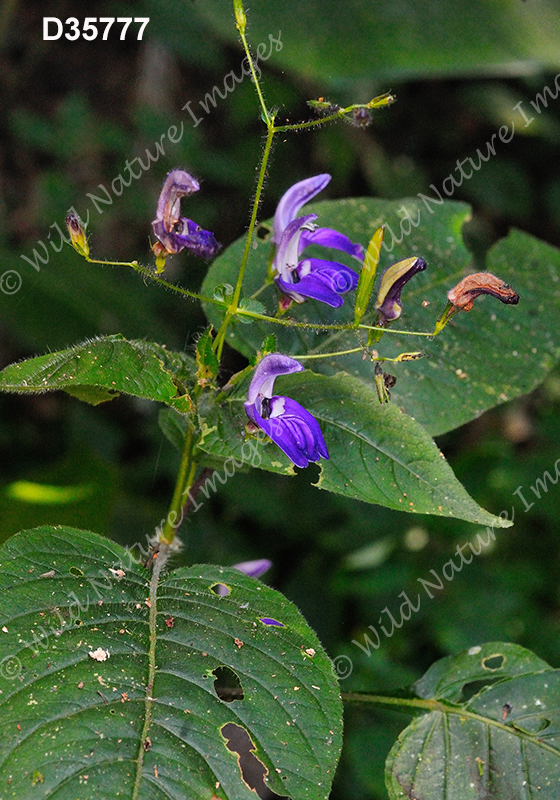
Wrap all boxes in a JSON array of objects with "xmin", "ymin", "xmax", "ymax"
[
  {"xmin": 278, "ymin": 294, "xmax": 295, "ymax": 314},
  {"xmin": 375, "ymin": 256, "xmax": 427, "ymax": 323},
  {"xmin": 233, "ymin": 0, "xmax": 247, "ymax": 32},
  {"xmin": 351, "ymin": 107, "xmax": 373, "ymax": 127},
  {"xmin": 65, "ymin": 212, "xmax": 89, "ymax": 258}
]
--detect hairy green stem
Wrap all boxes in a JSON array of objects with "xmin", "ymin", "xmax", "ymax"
[
  {"xmin": 233, "ymin": 305, "xmax": 434, "ymax": 336},
  {"xmin": 83, "ymin": 249, "xmax": 436, "ymax": 342},
  {"xmin": 86, "ymin": 256, "xmax": 219, "ymax": 306},
  {"xmin": 214, "ymin": 121, "xmax": 276, "ymax": 358},
  {"xmin": 273, "ymin": 113, "xmax": 345, "ymax": 133},
  {"xmin": 237, "ymin": 26, "xmax": 270, "ymax": 124},
  {"xmin": 132, "ymin": 543, "xmax": 169, "ymax": 799},
  {"xmin": 159, "ymin": 425, "xmax": 197, "ymax": 544},
  {"xmin": 294, "ymin": 347, "xmax": 423, "ymax": 362}
]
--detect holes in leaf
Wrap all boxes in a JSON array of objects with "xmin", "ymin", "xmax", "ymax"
[
  {"xmin": 210, "ymin": 583, "xmax": 230, "ymax": 596},
  {"xmin": 482, "ymin": 654, "xmax": 504, "ymax": 671},
  {"xmin": 221, "ymin": 722, "xmax": 290, "ymax": 800},
  {"xmin": 259, "ymin": 618, "xmax": 284, "ymax": 627},
  {"xmin": 256, "ymin": 222, "xmax": 271, "ymax": 241},
  {"xmin": 69, "ymin": 566, "xmax": 84, "ymax": 577},
  {"xmin": 213, "ymin": 666, "xmax": 244, "ymax": 703},
  {"xmin": 459, "ymin": 677, "xmax": 504, "ymax": 703}
]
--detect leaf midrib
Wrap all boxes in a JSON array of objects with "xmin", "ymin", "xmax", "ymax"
[{"xmin": 343, "ymin": 692, "xmax": 560, "ymax": 759}]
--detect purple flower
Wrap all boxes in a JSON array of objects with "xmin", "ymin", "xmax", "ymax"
[
  {"xmin": 233, "ymin": 559, "xmax": 272, "ymax": 579},
  {"xmin": 214, "ymin": 559, "xmax": 272, "ymax": 595},
  {"xmin": 244, "ymin": 354, "xmax": 329, "ymax": 469},
  {"xmin": 152, "ymin": 170, "xmax": 220, "ymax": 259},
  {"xmin": 272, "ymin": 175, "xmax": 363, "ymax": 308}
]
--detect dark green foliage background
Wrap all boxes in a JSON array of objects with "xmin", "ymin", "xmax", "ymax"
[{"xmin": 1, "ymin": 2, "xmax": 560, "ymax": 797}]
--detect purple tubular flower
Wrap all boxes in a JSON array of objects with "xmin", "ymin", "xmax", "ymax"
[
  {"xmin": 244, "ymin": 354, "xmax": 329, "ymax": 469},
  {"xmin": 152, "ymin": 170, "xmax": 220, "ymax": 259},
  {"xmin": 272, "ymin": 175, "xmax": 363, "ymax": 307}
]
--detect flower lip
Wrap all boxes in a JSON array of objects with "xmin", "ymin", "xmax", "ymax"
[
  {"xmin": 152, "ymin": 217, "xmax": 221, "ymax": 259},
  {"xmin": 447, "ymin": 272, "xmax": 520, "ymax": 311},
  {"xmin": 275, "ymin": 258, "xmax": 359, "ymax": 308},
  {"xmin": 152, "ymin": 169, "xmax": 220, "ymax": 259}
]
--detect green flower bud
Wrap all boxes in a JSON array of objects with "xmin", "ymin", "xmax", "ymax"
[{"xmin": 65, "ymin": 212, "xmax": 89, "ymax": 258}]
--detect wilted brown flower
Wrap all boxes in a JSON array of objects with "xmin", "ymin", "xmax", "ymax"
[
  {"xmin": 434, "ymin": 271, "xmax": 519, "ymax": 334},
  {"xmin": 447, "ymin": 272, "xmax": 519, "ymax": 311}
]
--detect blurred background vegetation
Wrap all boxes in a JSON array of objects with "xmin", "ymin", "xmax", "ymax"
[{"xmin": 1, "ymin": 1, "xmax": 560, "ymax": 797}]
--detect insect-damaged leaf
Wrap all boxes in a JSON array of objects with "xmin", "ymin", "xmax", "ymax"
[
  {"xmin": 0, "ymin": 526, "xmax": 342, "ymax": 799},
  {"xmin": 384, "ymin": 642, "xmax": 560, "ymax": 799}
]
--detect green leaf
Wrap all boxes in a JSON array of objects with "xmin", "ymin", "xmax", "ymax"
[
  {"xmin": 158, "ymin": 407, "xmax": 190, "ymax": 452},
  {"xmin": 0, "ymin": 526, "xmax": 342, "ymax": 799},
  {"xmin": 202, "ymin": 198, "xmax": 560, "ymax": 436},
  {"xmin": 0, "ymin": 334, "xmax": 196, "ymax": 414},
  {"xmin": 63, "ymin": 385, "xmax": 118, "ymax": 405},
  {"xmin": 196, "ymin": 326, "xmax": 220, "ymax": 386},
  {"xmin": 197, "ymin": 370, "xmax": 510, "ymax": 527},
  {"xmin": 238, "ymin": 297, "xmax": 266, "ymax": 324},
  {"xmin": 384, "ymin": 642, "xmax": 560, "ymax": 799},
  {"xmin": 193, "ymin": 0, "xmax": 560, "ymax": 83}
]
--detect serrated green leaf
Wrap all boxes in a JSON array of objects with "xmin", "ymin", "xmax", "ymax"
[
  {"xmin": 196, "ymin": 326, "xmax": 219, "ymax": 386},
  {"xmin": 238, "ymin": 297, "xmax": 266, "ymax": 324},
  {"xmin": 197, "ymin": 370, "xmax": 510, "ymax": 527},
  {"xmin": 261, "ymin": 334, "xmax": 278, "ymax": 356},
  {"xmin": 0, "ymin": 334, "xmax": 197, "ymax": 413},
  {"xmin": 384, "ymin": 643, "xmax": 560, "ymax": 799},
  {"xmin": 202, "ymin": 198, "xmax": 560, "ymax": 436},
  {"xmin": 0, "ymin": 526, "xmax": 342, "ymax": 799}
]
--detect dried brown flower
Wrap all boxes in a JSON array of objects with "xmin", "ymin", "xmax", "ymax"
[{"xmin": 447, "ymin": 272, "xmax": 519, "ymax": 311}]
